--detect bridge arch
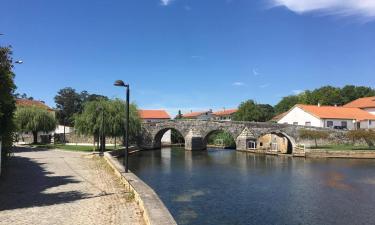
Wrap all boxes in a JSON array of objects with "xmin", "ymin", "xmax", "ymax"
[
  {"xmin": 203, "ymin": 129, "xmax": 237, "ymax": 149},
  {"xmin": 257, "ymin": 131, "xmax": 296, "ymax": 154},
  {"xmin": 153, "ymin": 127, "xmax": 185, "ymax": 149}
]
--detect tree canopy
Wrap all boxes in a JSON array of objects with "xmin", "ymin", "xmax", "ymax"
[
  {"xmin": 274, "ymin": 85, "xmax": 375, "ymax": 114},
  {"xmin": 0, "ymin": 46, "xmax": 17, "ymax": 157},
  {"xmin": 233, "ymin": 100, "xmax": 275, "ymax": 122},
  {"xmin": 54, "ymin": 87, "xmax": 108, "ymax": 126},
  {"xmin": 15, "ymin": 106, "xmax": 56, "ymax": 143},
  {"xmin": 74, "ymin": 99, "xmax": 141, "ymax": 147}
]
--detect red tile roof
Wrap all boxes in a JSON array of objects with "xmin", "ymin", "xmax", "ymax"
[
  {"xmin": 343, "ymin": 96, "xmax": 375, "ymax": 109},
  {"xmin": 16, "ymin": 99, "xmax": 53, "ymax": 111},
  {"xmin": 296, "ymin": 104, "xmax": 375, "ymax": 121},
  {"xmin": 138, "ymin": 110, "xmax": 171, "ymax": 119},
  {"xmin": 271, "ymin": 112, "xmax": 288, "ymax": 122},
  {"xmin": 182, "ymin": 111, "xmax": 209, "ymax": 118},
  {"xmin": 213, "ymin": 109, "xmax": 238, "ymax": 116}
]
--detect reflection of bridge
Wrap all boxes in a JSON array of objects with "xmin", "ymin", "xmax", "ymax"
[{"xmin": 138, "ymin": 120, "xmax": 344, "ymax": 156}]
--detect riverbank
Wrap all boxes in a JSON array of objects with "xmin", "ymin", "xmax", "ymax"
[
  {"xmin": 305, "ymin": 149, "xmax": 375, "ymax": 159},
  {"xmin": 103, "ymin": 151, "xmax": 177, "ymax": 225}
]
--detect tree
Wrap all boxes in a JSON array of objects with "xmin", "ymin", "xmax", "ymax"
[
  {"xmin": 233, "ymin": 100, "xmax": 275, "ymax": 122},
  {"xmin": 274, "ymin": 95, "xmax": 300, "ymax": 114},
  {"xmin": 0, "ymin": 46, "xmax": 17, "ymax": 162},
  {"xmin": 175, "ymin": 110, "xmax": 183, "ymax": 119},
  {"xmin": 207, "ymin": 131, "xmax": 236, "ymax": 148},
  {"xmin": 15, "ymin": 106, "xmax": 56, "ymax": 144},
  {"xmin": 74, "ymin": 99, "xmax": 141, "ymax": 150},
  {"xmin": 346, "ymin": 130, "xmax": 375, "ymax": 147},
  {"xmin": 299, "ymin": 129, "xmax": 330, "ymax": 148},
  {"xmin": 54, "ymin": 87, "xmax": 82, "ymax": 126}
]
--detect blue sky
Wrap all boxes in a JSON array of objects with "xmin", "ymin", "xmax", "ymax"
[{"xmin": 1, "ymin": 0, "xmax": 375, "ymax": 116}]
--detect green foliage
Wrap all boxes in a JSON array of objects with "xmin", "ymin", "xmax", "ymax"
[
  {"xmin": 274, "ymin": 85, "xmax": 375, "ymax": 114},
  {"xmin": 74, "ymin": 99, "xmax": 141, "ymax": 145},
  {"xmin": 207, "ymin": 131, "xmax": 236, "ymax": 148},
  {"xmin": 299, "ymin": 129, "xmax": 330, "ymax": 147},
  {"xmin": 54, "ymin": 87, "xmax": 108, "ymax": 126},
  {"xmin": 171, "ymin": 129, "xmax": 184, "ymax": 143},
  {"xmin": 233, "ymin": 100, "xmax": 274, "ymax": 122},
  {"xmin": 15, "ymin": 106, "xmax": 56, "ymax": 143},
  {"xmin": 346, "ymin": 130, "xmax": 375, "ymax": 147},
  {"xmin": 0, "ymin": 46, "xmax": 17, "ymax": 163}
]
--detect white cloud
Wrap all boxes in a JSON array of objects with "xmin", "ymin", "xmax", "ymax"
[
  {"xmin": 233, "ymin": 82, "xmax": 246, "ymax": 86},
  {"xmin": 292, "ymin": 89, "xmax": 304, "ymax": 95},
  {"xmin": 252, "ymin": 68, "xmax": 260, "ymax": 76},
  {"xmin": 160, "ymin": 0, "xmax": 173, "ymax": 6},
  {"xmin": 270, "ymin": 0, "xmax": 375, "ymax": 20}
]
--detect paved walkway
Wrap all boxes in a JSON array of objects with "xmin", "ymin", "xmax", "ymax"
[{"xmin": 0, "ymin": 147, "xmax": 145, "ymax": 225}]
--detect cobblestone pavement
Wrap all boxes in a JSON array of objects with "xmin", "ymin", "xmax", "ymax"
[{"xmin": 0, "ymin": 147, "xmax": 145, "ymax": 225}]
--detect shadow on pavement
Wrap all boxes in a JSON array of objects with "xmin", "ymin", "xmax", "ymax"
[{"xmin": 0, "ymin": 153, "xmax": 90, "ymax": 211}]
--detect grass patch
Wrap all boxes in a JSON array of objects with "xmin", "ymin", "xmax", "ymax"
[
  {"xmin": 26, "ymin": 143, "xmax": 123, "ymax": 152},
  {"xmin": 310, "ymin": 144, "xmax": 375, "ymax": 151}
]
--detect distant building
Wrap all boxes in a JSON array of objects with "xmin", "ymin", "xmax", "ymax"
[
  {"xmin": 138, "ymin": 109, "xmax": 171, "ymax": 144},
  {"xmin": 212, "ymin": 109, "xmax": 238, "ymax": 121},
  {"xmin": 182, "ymin": 110, "xmax": 213, "ymax": 120},
  {"xmin": 344, "ymin": 96, "xmax": 375, "ymax": 115},
  {"xmin": 277, "ymin": 104, "xmax": 375, "ymax": 130}
]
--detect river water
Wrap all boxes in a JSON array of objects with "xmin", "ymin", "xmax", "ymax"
[{"xmin": 128, "ymin": 147, "xmax": 375, "ymax": 225}]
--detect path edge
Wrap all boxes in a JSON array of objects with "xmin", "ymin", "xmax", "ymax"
[{"xmin": 103, "ymin": 151, "xmax": 177, "ymax": 225}]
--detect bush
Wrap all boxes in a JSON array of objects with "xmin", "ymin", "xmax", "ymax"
[{"xmin": 346, "ymin": 130, "xmax": 375, "ymax": 147}]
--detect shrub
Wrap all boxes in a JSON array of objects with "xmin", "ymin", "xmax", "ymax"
[{"xmin": 346, "ymin": 130, "xmax": 375, "ymax": 147}]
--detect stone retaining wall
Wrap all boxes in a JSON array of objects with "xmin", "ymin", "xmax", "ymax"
[
  {"xmin": 306, "ymin": 149, "xmax": 375, "ymax": 159},
  {"xmin": 103, "ymin": 151, "xmax": 177, "ymax": 225}
]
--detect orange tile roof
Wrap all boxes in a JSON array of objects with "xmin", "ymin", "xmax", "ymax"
[
  {"xmin": 16, "ymin": 99, "xmax": 53, "ymax": 111},
  {"xmin": 213, "ymin": 109, "xmax": 238, "ymax": 116},
  {"xmin": 138, "ymin": 110, "xmax": 171, "ymax": 119},
  {"xmin": 343, "ymin": 96, "xmax": 375, "ymax": 108},
  {"xmin": 296, "ymin": 104, "xmax": 375, "ymax": 121},
  {"xmin": 182, "ymin": 111, "xmax": 209, "ymax": 118}
]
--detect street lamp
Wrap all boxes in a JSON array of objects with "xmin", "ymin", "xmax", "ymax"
[
  {"xmin": 15, "ymin": 60, "xmax": 23, "ymax": 64},
  {"xmin": 114, "ymin": 80, "xmax": 130, "ymax": 173}
]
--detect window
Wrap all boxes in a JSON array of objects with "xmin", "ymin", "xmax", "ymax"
[
  {"xmin": 305, "ymin": 122, "xmax": 311, "ymax": 126},
  {"xmin": 327, "ymin": 121, "xmax": 333, "ymax": 127},
  {"xmin": 370, "ymin": 121, "xmax": 372, "ymax": 125},
  {"xmin": 247, "ymin": 141, "xmax": 257, "ymax": 149},
  {"xmin": 293, "ymin": 122, "xmax": 298, "ymax": 125},
  {"xmin": 341, "ymin": 121, "xmax": 347, "ymax": 128}
]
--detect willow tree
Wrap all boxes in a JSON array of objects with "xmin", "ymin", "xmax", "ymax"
[
  {"xmin": 74, "ymin": 99, "xmax": 141, "ymax": 150},
  {"xmin": 15, "ymin": 106, "xmax": 56, "ymax": 143}
]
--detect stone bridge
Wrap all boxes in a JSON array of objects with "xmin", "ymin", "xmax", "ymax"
[{"xmin": 138, "ymin": 120, "xmax": 346, "ymax": 156}]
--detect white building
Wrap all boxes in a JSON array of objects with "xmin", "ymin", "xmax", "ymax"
[
  {"xmin": 212, "ymin": 109, "xmax": 238, "ymax": 121},
  {"xmin": 182, "ymin": 110, "xmax": 213, "ymax": 120},
  {"xmin": 344, "ymin": 96, "xmax": 375, "ymax": 115},
  {"xmin": 277, "ymin": 104, "xmax": 375, "ymax": 130},
  {"xmin": 138, "ymin": 110, "xmax": 171, "ymax": 144}
]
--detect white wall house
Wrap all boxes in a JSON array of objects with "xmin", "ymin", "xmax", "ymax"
[
  {"xmin": 138, "ymin": 110, "xmax": 172, "ymax": 144},
  {"xmin": 212, "ymin": 109, "xmax": 238, "ymax": 121},
  {"xmin": 277, "ymin": 104, "xmax": 375, "ymax": 130},
  {"xmin": 344, "ymin": 96, "xmax": 375, "ymax": 115},
  {"xmin": 182, "ymin": 110, "xmax": 213, "ymax": 120}
]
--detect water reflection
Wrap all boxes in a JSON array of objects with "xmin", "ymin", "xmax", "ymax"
[{"xmin": 128, "ymin": 147, "xmax": 375, "ymax": 225}]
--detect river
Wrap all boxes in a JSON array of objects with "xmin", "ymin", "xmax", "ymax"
[{"xmin": 128, "ymin": 147, "xmax": 375, "ymax": 225}]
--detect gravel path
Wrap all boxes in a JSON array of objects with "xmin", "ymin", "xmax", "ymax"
[{"xmin": 0, "ymin": 147, "xmax": 145, "ymax": 225}]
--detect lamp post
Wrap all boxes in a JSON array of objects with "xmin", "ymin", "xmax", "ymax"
[{"xmin": 114, "ymin": 80, "xmax": 130, "ymax": 173}]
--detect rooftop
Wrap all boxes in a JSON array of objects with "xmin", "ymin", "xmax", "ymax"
[
  {"xmin": 138, "ymin": 110, "xmax": 171, "ymax": 120},
  {"xmin": 182, "ymin": 111, "xmax": 211, "ymax": 118},
  {"xmin": 213, "ymin": 109, "xmax": 238, "ymax": 116},
  {"xmin": 296, "ymin": 104, "xmax": 375, "ymax": 121},
  {"xmin": 16, "ymin": 99, "xmax": 53, "ymax": 111},
  {"xmin": 343, "ymin": 96, "xmax": 375, "ymax": 109}
]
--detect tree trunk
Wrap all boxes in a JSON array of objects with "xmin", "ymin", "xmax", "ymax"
[
  {"xmin": 314, "ymin": 138, "xmax": 318, "ymax": 148},
  {"xmin": 114, "ymin": 136, "xmax": 117, "ymax": 150},
  {"xmin": 32, "ymin": 131, "xmax": 38, "ymax": 144}
]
